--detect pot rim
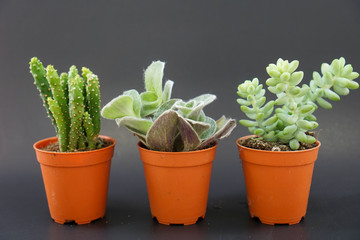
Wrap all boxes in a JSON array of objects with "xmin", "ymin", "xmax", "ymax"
[
  {"xmin": 138, "ymin": 142, "xmax": 218, "ymax": 167},
  {"xmin": 34, "ymin": 135, "xmax": 116, "ymax": 167},
  {"xmin": 137, "ymin": 141, "xmax": 218, "ymax": 155},
  {"xmin": 33, "ymin": 135, "xmax": 116, "ymax": 155},
  {"xmin": 236, "ymin": 135, "xmax": 321, "ymax": 154}
]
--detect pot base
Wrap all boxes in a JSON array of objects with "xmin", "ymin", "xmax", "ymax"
[
  {"xmin": 53, "ymin": 215, "xmax": 104, "ymax": 225},
  {"xmin": 154, "ymin": 215, "xmax": 205, "ymax": 226},
  {"xmin": 250, "ymin": 213, "xmax": 304, "ymax": 225}
]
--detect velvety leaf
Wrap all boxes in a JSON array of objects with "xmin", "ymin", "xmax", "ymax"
[
  {"xmin": 146, "ymin": 110, "xmax": 179, "ymax": 151},
  {"xmin": 199, "ymin": 116, "xmax": 217, "ymax": 140},
  {"xmin": 162, "ymin": 80, "xmax": 174, "ymax": 102},
  {"xmin": 153, "ymin": 99, "xmax": 180, "ymax": 119},
  {"xmin": 191, "ymin": 94, "xmax": 217, "ymax": 106},
  {"xmin": 140, "ymin": 91, "xmax": 162, "ymax": 117},
  {"xmin": 177, "ymin": 114, "xmax": 201, "ymax": 151},
  {"xmin": 186, "ymin": 118, "xmax": 211, "ymax": 136},
  {"xmin": 186, "ymin": 102, "xmax": 205, "ymax": 120},
  {"xmin": 116, "ymin": 116, "xmax": 153, "ymax": 136},
  {"xmin": 124, "ymin": 90, "xmax": 141, "ymax": 117},
  {"xmin": 144, "ymin": 61, "xmax": 164, "ymax": 97},
  {"xmin": 198, "ymin": 117, "xmax": 236, "ymax": 149},
  {"xmin": 101, "ymin": 95, "xmax": 137, "ymax": 119}
]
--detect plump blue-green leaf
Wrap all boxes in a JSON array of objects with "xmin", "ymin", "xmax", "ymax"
[
  {"xmin": 288, "ymin": 60, "xmax": 299, "ymax": 73},
  {"xmin": 268, "ymin": 86, "xmax": 282, "ymax": 94},
  {"xmin": 297, "ymin": 120, "xmax": 318, "ymax": 130},
  {"xmin": 334, "ymin": 77, "xmax": 348, "ymax": 88},
  {"xmin": 254, "ymin": 128, "xmax": 265, "ymax": 136},
  {"xmin": 289, "ymin": 139, "xmax": 300, "ymax": 150},
  {"xmin": 144, "ymin": 61, "xmax": 164, "ymax": 97},
  {"xmin": 255, "ymin": 96, "xmax": 266, "ymax": 107},
  {"xmin": 347, "ymin": 80, "xmax": 359, "ymax": 90},
  {"xmin": 239, "ymin": 119, "xmax": 257, "ymax": 127},
  {"xmin": 116, "ymin": 116, "xmax": 153, "ymax": 136},
  {"xmin": 146, "ymin": 110, "xmax": 179, "ymax": 151},
  {"xmin": 331, "ymin": 59, "xmax": 341, "ymax": 75},
  {"xmin": 237, "ymin": 98, "xmax": 250, "ymax": 106},
  {"xmin": 262, "ymin": 115, "xmax": 277, "ymax": 127},
  {"xmin": 280, "ymin": 72, "xmax": 291, "ymax": 82},
  {"xmin": 263, "ymin": 131, "xmax": 277, "ymax": 141},
  {"xmin": 287, "ymin": 115, "xmax": 298, "ymax": 125},
  {"xmin": 241, "ymin": 105, "xmax": 256, "ymax": 114},
  {"xmin": 295, "ymin": 131, "xmax": 307, "ymax": 142},
  {"xmin": 305, "ymin": 114, "xmax": 317, "ymax": 121},
  {"xmin": 333, "ymin": 85, "xmax": 349, "ymax": 96},
  {"xmin": 348, "ymin": 72, "xmax": 359, "ymax": 80},
  {"xmin": 162, "ymin": 80, "xmax": 174, "ymax": 102},
  {"xmin": 266, "ymin": 77, "xmax": 279, "ymax": 86},
  {"xmin": 260, "ymin": 101, "xmax": 275, "ymax": 113},
  {"xmin": 321, "ymin": 63, "xmax": 331, "ymax": 75},
  {"xmin": 299, "ymin": 105, "xmax": 315, "ymax": 114},
  {"xmin": 316, "ymin": 97, "xmax": 332, "ymax": 109},
  {"xmin": 101, "ymin": 95, "xmax": 137, "ymax": 119},
  {"xmin": 341, "ymin": 65, "xmax": 353, "ymax": 76},
  {"xmin": 324, "ymin": 89, "xmax": 340, "ymax": 101},
  {"xmin": 283, "ymin": 125, "xmax": 297, "ymax": 135}
]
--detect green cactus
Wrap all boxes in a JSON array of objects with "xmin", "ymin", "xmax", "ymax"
[
  {"xmin": 29, "ymin": 57, "xmax": 56, "ymax": 131},
  {"xmin": 101, "ymin": 61, "xmax": 236, "ymax": 152},
  {"xmin": 86, "ymin": 73, "xmax": 101, "ymax": 136},
  {"xmin": 30, "ymin": 57, "xmax": 102, "ymax": 152},
  {"xmin": 68, "ymin": 75, "xmax": 86, "ymax": 151},
  {"xmin": 237, "ymin": 57, "xmax": 359, "ymax": 150}
]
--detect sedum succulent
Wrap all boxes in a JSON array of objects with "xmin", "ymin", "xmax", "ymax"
[
  {"xmin": 30, "ymin": 57, "xmax": 102, "ymax": 152},
  {"xmin": 101, "ymin": 61, "xmax": 236, "ymax": 152},
  {"xmin": 237, "ymin": 57, "xmax": 359, "ymax": 150}
]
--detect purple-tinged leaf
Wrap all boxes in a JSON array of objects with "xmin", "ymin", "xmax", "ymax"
[
  {"xmin": 178, "ymin": 115, "xmax": 201, "ymax": 151},
  {"xmin": 198, "ymin": 117, "xmax": 236, "ymax": 149},
  {"xmin": 146, "ymin": 110, "xmax": 179, "ymax": 151}
]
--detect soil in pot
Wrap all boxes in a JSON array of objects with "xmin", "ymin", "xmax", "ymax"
[
  {"xmin": 41, "ymin": 137, "xmax": 113, "ymax": 152},
  {"xmin": 239, "ymin": 132, "xmax": 318, "ymax": 151}
]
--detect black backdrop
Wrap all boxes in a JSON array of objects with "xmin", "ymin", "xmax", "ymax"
[{"xmin": 1, "ymin": 0, "xmax": 359, "ymax": 239}]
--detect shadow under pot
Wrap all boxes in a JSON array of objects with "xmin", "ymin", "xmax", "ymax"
[
  {"xmin": 138, "ymin": 142, "xmax": 217, "ymax": 225},
  {"xmin": 236, "ymin": 135, "xmax": 320, "ymax": 225},
  {"xmin": 33, "ymin": 135, "xmax": 116, "ymax": 225}
]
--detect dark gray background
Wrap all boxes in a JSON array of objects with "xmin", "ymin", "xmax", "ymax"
[{"xmin": 1, "ymin": 0, "xmax": 360, "ymax": 239}]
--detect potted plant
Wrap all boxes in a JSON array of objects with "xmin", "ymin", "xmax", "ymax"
[
  {"xmin": 101, "ymin": 61, "xmax": 236, "ymax": 225},
  {"xmin": 30, "ymin": 57, "xmax": 116, "ymax": 224},
  {"xmin": 236, "ymin": 57, "xmax": 359, "ymax": 225}
]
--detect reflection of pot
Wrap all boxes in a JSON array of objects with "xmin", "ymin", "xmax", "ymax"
[
  {"xmin": 34, "ymin": 136, "xmax": 116, "ymax": 224},
  {"xmin": 236, "ymin": 135, "xmax": 321, "ymax": 225},
  {"xmin": 138, "ymin": 142, "xmax": 217, "ymax": 225}
]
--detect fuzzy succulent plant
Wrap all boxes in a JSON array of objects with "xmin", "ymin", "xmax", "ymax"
[
  {"xmin": 237, "ymin": 57, "xmax": 359, "ymax": 150},
  {"xmin": 101, "ymin": 61, "xmax": 236, "ymax": 152},
  {"xmin": 30, "ymin": 57, "xmax": 102, "ymax": 152}
]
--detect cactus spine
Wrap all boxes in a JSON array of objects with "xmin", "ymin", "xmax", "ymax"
[{"xmin": 30, "ymin": 57, "xmax": 102, "ymax": 152}]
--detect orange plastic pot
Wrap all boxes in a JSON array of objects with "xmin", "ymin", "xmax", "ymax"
[
  {"xmin": 33, "ymin": 135, "xmax": 115, "ymax": 225},
  {"xmin": 138, "ymin": 142, "xmax": 217, "ymax": 225},
  {"xmin": 236, "ymin": 135, "xmax": 321, "ymax": 225}
]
